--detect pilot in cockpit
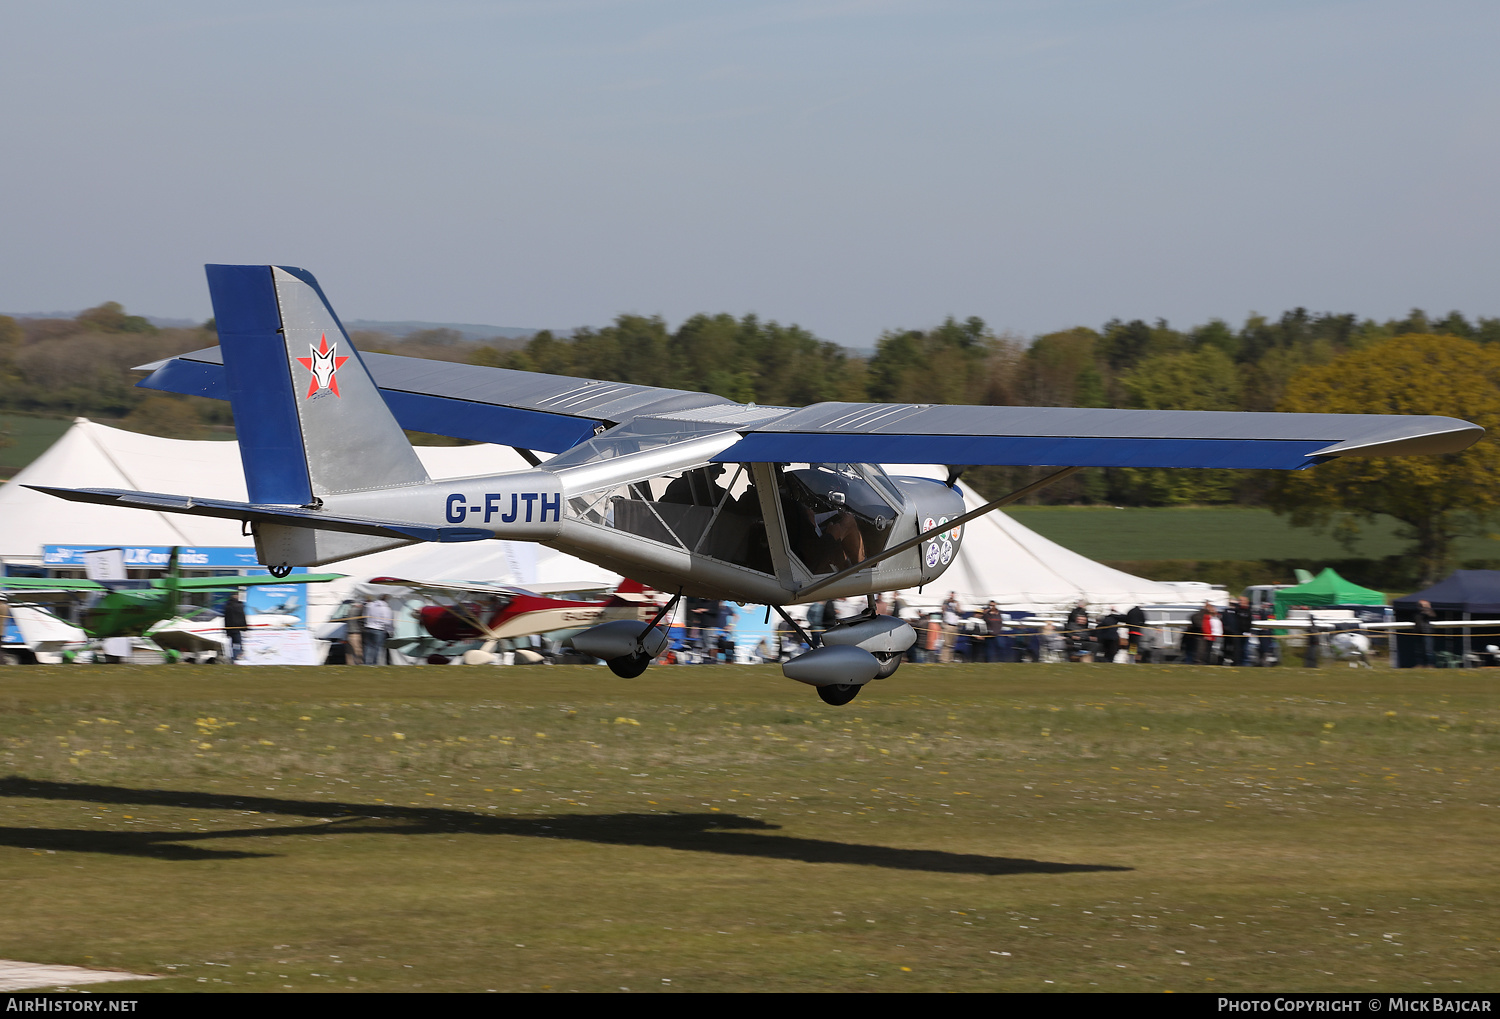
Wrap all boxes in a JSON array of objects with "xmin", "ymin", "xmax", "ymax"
[{"xmin": 662, "ymin": 462, "xmax": 727, "ymax": 507}]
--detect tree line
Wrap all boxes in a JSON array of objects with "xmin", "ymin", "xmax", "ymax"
[{"xmin": 4, "ymin": 300, "xmax": 1498, "ymax": 580}]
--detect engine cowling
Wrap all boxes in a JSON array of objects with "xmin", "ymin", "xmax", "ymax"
[
  {"xmin": 782, "ymin": 644, "xmax": 883, "ymax": 687},
  {"xmin": 568, "ymin": 619, "xmax": 669, "ymax": 660},
  {"xmin": 820, "ymin": 614, "xmax": 916, "ymax": 655}
]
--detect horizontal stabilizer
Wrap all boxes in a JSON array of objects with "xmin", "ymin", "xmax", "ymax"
[{"xmin": 26, "ymin": 486, "xmax": 495, "ymax": 544}]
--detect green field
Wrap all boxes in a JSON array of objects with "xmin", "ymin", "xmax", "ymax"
[
  {"xmin": 1006, "ymin": 505, "xmax": 1500, "ymax": 563},
  {"xmin": 1, "ymin": 663, "xmax": 1497, "ymax": 993},
  {"xmin": 0, "ymin": 414, "xmax": 72, "ymax": 480}
]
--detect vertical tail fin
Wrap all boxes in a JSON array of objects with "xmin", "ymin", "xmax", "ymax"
[
  {"xmin": 206, "ymin": 265, "xmax": 429, "ymax": 505},
  {"xmin": 606, "ymin": 578, "xmax": 654, "ymax": 606}
]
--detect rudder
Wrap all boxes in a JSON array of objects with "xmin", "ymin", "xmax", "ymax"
[{"xmin": 206, "ymin": 264, "xmax": 429, "ymax": 505}]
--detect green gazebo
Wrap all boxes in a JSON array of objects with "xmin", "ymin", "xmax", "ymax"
[{"xmin": 1273, "ymin": 567, "xmax": 1385, "ymax": 619}]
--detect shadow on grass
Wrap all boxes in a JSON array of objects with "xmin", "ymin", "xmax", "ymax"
[{"xmin": 0, "ymin": 777, "xmax": 1130, "ymax": 876}]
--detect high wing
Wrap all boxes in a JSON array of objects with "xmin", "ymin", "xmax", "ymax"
[
  {"xmin": 0, "ymin": 578, "xmax": 111, "ymax": 593},
  {"xmin": 365, "ymin": 577, "xmax": 536, "ymax": 599},
  {"xmin": 136, "ymin": 344, "xmax": 752, "ymax": 455},
  {"xmin": 0, "ymin": 574, "xmax": 344, "ymax": 593},
  {"xmin": 0, "ymin": 578, "xmax": 108, "ymax": 606},
  {"xmin": 138, "ymin": 342, "xmax": 1481, "ymax": 469},
  {"xmin": 170, "ymin": 573, "xmax": 346, "ymax": 590}
]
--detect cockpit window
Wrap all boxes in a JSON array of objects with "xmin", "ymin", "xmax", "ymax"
[
  {"xmin": 566, "ymin": 462, "xmax": 776, "ymax": 575},
  {"xmin": 563, "ymin": 460, "xmax": 902, "ymax": 579},
  {"xmin": 775, "ymin": 463, "xmax": 899, "ymax": 574}
]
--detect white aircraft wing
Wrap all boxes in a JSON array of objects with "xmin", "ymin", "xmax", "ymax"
[
  {"xmin": 138, "ymin": 346, "xmax": 1481, "ymax": 469},
  {"xmin": 365, "ymin": 577, "xmax": 527, "ymax": 599}
]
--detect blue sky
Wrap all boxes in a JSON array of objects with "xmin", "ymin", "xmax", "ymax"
[{"xmin": 2, "ymin": 1, "xmax": 1496, "ymax": 346}]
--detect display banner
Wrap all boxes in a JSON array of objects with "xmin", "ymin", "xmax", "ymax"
[
  {"xmin": 43, "ymin": 545, "xmax": 263, "ymax": 569},
  {"xmin": 239, "ymin": 629, "xmax": 320, "ymax": 665},
  {"xmin": 81, "ymin": 548, "xmax": 128, "ymax": 582}
]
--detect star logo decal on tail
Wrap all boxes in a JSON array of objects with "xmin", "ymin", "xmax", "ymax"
[{"xmin": 296, "ymin": 333, "xmax": 350, "ymax": 398}]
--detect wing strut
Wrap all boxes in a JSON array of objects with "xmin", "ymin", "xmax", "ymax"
[
  {"xmin": 774, "ymin": 604, "xmax": 820, "ymax": 649},
  {"xmin": 640, "ymin": 588, "xmax": 682, "ymax": 640},
  {"xmin": 795, "ymin": 465, "xmax": 1085, "ymax": 601}
]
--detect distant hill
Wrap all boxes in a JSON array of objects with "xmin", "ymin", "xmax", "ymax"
[
  {"xmin": 3, "ymin": 311, "xmax": 541, "ymax": 343},
  {"xmin": 343, "ymin": 319, "xmax": 539, "ymax": 342}
]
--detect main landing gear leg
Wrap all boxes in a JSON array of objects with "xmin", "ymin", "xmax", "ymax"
[
  {"xmin": 774, "ymin": 603, "xmax": 876, "ymax": 705},
  {"xmin": 604, "ymin": 588, "xmax": 681, "ymax": 678}
]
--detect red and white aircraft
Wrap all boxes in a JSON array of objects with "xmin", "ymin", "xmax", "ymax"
[{"xmin": 366, "ymin": 577, "xmax": 663, "ymax": 643}]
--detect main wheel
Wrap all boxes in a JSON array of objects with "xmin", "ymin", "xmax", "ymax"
[
  {"xmin": 816, "ymin": 683, "xmax": 861, "ymax": 706},
  {"xmin": 607, "ymin": 652, "xmax": 652, "ymax": 678},
  {"xmin": 873, "ymin": 652, "xmax": 902, "ymax": 679}
]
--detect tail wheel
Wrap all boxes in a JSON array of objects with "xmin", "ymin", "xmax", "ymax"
[
  {"xmin": 607, "ymin": 652, "xmax": 652, "ymax": 678},
  {"xmin": 816, "ymin": 683, "xmax": 861, "ymax": 706},
  {"xmin": 874, "ymin": 652, "xmax": 902, "ymax": 679}
]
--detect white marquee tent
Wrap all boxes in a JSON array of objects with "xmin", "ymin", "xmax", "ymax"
[
  {"xmin": 885, "ymin": 465, "xmax": 1219, "ymax": 614},
  {"xmin": 0, "ymin": 420, "xmax": 616, "ymax": 628},
  {"xmin": 1, "ymin": 420, "xmax": 1215, "ymax": 627}
]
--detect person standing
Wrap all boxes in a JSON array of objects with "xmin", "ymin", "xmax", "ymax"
[
  {"xmin": 1066, "ymin": 601, "xmax": 1090, "ymax": 662},
  {"xmin": 363, "ymin": 594, "xmax": 393, "ymax": 666},
  {"xmin": 1125, "ymin": 605, "xmax": 1147, "ymax": 663},
  {"xmin": 923, "ymin": 612, "xmax": 942, "ymax": 664},
  {"xmin": 1181, "ymin": 604, "xmax": 1206, "ymax": 664},
  {"xmin": 982, "ymin": 601, "xmax": 1005, "ymax": 663},
  {"xmin": 340, "ymin": 598, "xmax": 364, "ymax": 665},
  {"xmin": 1303, "ymin": 616, "xmax": 1323, "ymax": 668},
  {"xmin": 223, "ymin": 592, "xmax": 248, "ymax": 663},
  {"xmin": 1414, "ymin": 599, "xmax": 1437, "ymax": 668},
  {"xmin": 1223, "ymin": 596, "xmax": 1252, "ymax": 666},
  {"xmin": 1095, "ymin": 607, "xmax": 1123, "ymax": 663},
  {"xmin": 940, "ymin": 593, "xmax": 961, "ymax": 663},
  {"xmin": 1251, "ymin": 607, "xmax": 1279, "ymax": 667},
  {"xmin": 1205, "ymin": 605, "xmax": 1223, "ymax": 665}
]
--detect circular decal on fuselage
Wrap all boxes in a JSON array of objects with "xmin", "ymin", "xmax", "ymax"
[
  {"xmin": 940, "ymin": 539, "xmax": 954, "ymax": 565},
  {"xmin": 924, "ymin": 542, "xmax": 941, "ymax": 568},
  {"xmin": 937, "ymin": 516, "xmax": 949, "ymax": 541}
]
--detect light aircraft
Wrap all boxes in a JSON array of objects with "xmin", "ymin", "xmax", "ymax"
[
  {"xmin": 366, "ymin": 576, "xmax": 663, "ymax": 643},
  {"xmin": 31, "ymin": 265, "xmax": 1484, "ymax": 703},
  {"xmin": 0, "ymin": 546, "xmax": 342, "ymax": 644},
  {"xmin": 147, "ymin": 605, "xmax": 303, "ymax": 659}
]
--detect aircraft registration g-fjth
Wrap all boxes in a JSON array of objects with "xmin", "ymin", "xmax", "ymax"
[{"xmin": 30, "ymin": 266, "xmax": 1485, "ymax": 703}]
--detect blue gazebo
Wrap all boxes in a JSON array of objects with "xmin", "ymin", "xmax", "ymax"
[{"xmin": 1392, "ymin": 571, "xmax": 1500, "ymax": 668}]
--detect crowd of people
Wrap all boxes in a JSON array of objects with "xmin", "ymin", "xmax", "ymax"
[
  {"xmin": 323, "ymin": 595, "xmax": 396, "ymax": 665},
  {"xmin": 752, "ymin": 592, "xmax": 1291, "ymax": 666},
  {"xmin": 320, "ymin": 589, "xmax": 1307, "ymax": 667}
]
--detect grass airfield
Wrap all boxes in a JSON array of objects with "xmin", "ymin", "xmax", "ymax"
[{"xmin": 0, "ymin": 662, "xmax": 1497, "ymax": 993}]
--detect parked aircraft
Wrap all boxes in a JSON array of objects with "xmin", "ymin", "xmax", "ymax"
[
  {"xmin": 366, "ymin": 576, "xmax": 663, "ymax": 643},
  {"xmin": 147, "ymin": 605, "xmax": 303, "ymax": 658},
  {"xmin": 32, "ymin": 266, "xmax": 1484, "ymax": 702},
  {"xmin": 0, "ymin": 547, "xmax": 342, "ymax": 642}
]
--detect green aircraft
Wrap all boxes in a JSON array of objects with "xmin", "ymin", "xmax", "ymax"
[{"xmin": 1, "ymin": 548, "xmax": 344, "ymax": 640}]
